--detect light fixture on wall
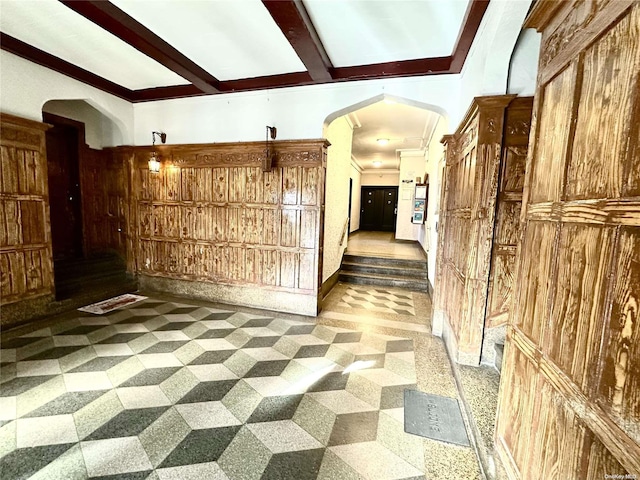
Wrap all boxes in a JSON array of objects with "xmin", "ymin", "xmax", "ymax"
[
  {"xmin": 264, "ymin": 126, "xmax": 277, "ymax": 172},
  {"xmin": 149, "ymin": 131, "xmax": 167, "ymax": 173},
  {"xmin": 376, "ymin": 138, "xmax": 389, "ymax": 146}
]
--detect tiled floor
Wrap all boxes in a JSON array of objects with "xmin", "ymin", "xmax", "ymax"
[
  {"xmin": 345, "ymin": 232, "xmax": 426, "ymax": 261},
  {"xmin": 0, "ymin": 285, "xmax": 481, "ymax": 479}
]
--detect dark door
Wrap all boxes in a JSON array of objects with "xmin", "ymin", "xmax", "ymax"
[
  {"xmin": 45, "ymin": 116, "xmax": 83, "ymax": 260},
  {"xmin": 360, "ymin": 186, "xmax": 397, "ymax": 231}
]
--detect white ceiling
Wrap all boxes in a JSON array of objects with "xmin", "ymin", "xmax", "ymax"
[
  {"xmin": 0, "ymin": 0, "xmax": 478, "ymax": 96},
  {"xmin": 0, "ymin": 0, "xmax": 188, "ymax": 90},
  {"xmin": 111, "ymin": 0, "xmax": 307, "ymax": 81},
  {"xmin": 349, "ymin": 101, "xmax": 441, "ymax": 171},
  {"xmin": 303, "ymin": 0, "xmax": 470, "ymax": 67}
]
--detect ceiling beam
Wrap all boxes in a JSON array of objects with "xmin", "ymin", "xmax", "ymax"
[
  {"xmin": 331, "ymin": 56, "xmax": 453, "ymax": 81},
  {"xmin": 58, "ymin": 0, "xmax": 221, "ymax": 94},
  {"xmin": 0, "ymin": 33, "xmax": 134, "ymax": 101},
  {"xmin": 261, "ymin": 0, "xmax": 332, "ymax": 82},
  {"xmin": 450, "ymin": 0, "xmax": 491, "ymax": 72}
]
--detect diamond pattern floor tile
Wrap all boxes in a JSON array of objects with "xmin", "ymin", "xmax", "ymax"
[{"xmin": 0, "ymin": 295, "xmax": 440, "ymax": 479}]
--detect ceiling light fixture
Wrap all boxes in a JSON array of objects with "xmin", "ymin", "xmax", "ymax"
[
  {"xmin": 376, "ymin": 138, "xmax": 389, "ymax": 146},
  {"xmin": 373, "ymin": 161, "xmax": 383, "ymax": 167},
  {"xmin": 149, "ymin": 131, "xmax": 166, "ymax": 173}
]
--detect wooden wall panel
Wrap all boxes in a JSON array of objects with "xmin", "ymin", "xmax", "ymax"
[
  {"xmin": 599, "ymin": 226, "xmax": 640, "ymax": 444},
  {"xmin": 0, "ymin": 114, "xmax": 53, "ymax": 307},
  {"xmin": 434, "ymin": 96, "xmax": 532, "ymax": 362},
  {"xmin": 496, "ymin": 2, "xmax": 640, "ymax": 478},
  {"xmin": 115, "ymin": 140, "xmax": 327, "ymax": 300}
]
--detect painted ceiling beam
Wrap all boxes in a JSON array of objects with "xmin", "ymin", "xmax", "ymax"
[
  {"xmin": 0, "ymin": 32, "xmax": 134, "ymax": 101},
  {"xmin": 58, "ymin": 0, "xmax": 221, "ymax": 94},
  {"xmin": 450, "ymin": 0, "xmax": 491, "ymax": 72},
  {"xmin": 261, "ymin": 0, "xmax": 333, "ymax": 82}
]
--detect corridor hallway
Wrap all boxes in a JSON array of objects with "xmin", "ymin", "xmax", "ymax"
[
  {"xmin": 0, "ymin": 282, "xmax": 487, "ymax": 479},
  {"xmin": 345, "ymin": 231, "xmax": 426, "ymax": 261}
]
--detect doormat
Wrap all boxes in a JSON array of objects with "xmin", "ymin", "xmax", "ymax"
[
  {"xmin": 404, "ymin": 390, "xmax": 469, "ymax": 446},
  {"xmin": 78, "ymin": 294, "xmax": 147, "ymax": 314}
]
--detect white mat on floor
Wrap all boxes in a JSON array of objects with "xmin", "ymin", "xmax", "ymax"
[{"xmin": 78, "ymin": 294, "xmax": 147, "ymax": 314}]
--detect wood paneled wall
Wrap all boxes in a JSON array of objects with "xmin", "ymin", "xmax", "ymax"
[
  {"xmin": 434, "ymin": 96, "xmax": 532, "ymax": 365},
  {"xmin": 486, "ymin": 98, "xmax": 532, "ymax": 327},
  {"xmin": 496, "ymin": 1, "xmax": 640, "ymax": 477},
  {"xmin": 80, "ymin": 147, "xmax": 128, "ymax": 257},
  {"xmin": 0, "ymin": 113, "xmax": 54, "ymax": 309},
  {"xmin": 113, "ymin": 140, "xmax": 327, "ymax": 302}
]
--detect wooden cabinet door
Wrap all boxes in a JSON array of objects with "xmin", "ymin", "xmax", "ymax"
[{"xmin": 496, "ymin": 1, "xmax": 640, "ymax": 477}]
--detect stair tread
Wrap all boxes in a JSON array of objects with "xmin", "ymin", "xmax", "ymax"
[
  {"xmin": 340, "ymin": 270, "xmax": 425, "ymax": 282},
  {"xmin": 342, "ymin": 261, "xmax": 427, "ymax": 271}
]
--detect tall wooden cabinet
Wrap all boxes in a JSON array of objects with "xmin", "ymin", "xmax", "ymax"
[
  {"xmin": 434, "ymin": 95, "xmax": 532, "ymax": 365},
  {"xmin": 495, "ymin": 1, "xmax": 640, "ymax": 477}
]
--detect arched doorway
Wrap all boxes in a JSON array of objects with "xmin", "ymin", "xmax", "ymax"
[{"xmin": 321, "ymin": 94, "xmax": 448, "ymax": 297}]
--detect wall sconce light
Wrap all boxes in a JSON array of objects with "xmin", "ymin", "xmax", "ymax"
[
  {"xmin": 149, "ymin": 131, "xmax": 167, "ymax": 173},
  {"xmin": 264, "ymin": 126, "xmax": 277, "ymax": 172}
]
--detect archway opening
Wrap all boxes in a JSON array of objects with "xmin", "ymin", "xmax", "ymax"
[{"xmin": 321, "ymin": 94, "xmax": 448, "ymax": 299}]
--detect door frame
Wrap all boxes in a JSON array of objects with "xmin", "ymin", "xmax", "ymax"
[{"xmin": 359, "ymin": 185, "xmax": 399, "ymax": 232}]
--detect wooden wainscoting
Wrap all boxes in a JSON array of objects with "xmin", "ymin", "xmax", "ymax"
[
  {"xmin": 434, "ymin": 96, "xmax": 532, "ymax": 365},
  {"xmin": 495, "ymin": 1, "xmax": 640, "ymax": 478},
  {"xmin": 111, "ymin": 140, "xmax": 328, "ymax": 315},
  {"xmin": 0, "ymin": 113, "xmax": 54, "ymax": 324}
]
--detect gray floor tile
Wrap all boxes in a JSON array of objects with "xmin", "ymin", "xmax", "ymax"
[
  {"xmin": 333, "ymin": 332, "xmax": 363, "ymax": 343},
  {"xmin": 70, "ymin": 356, "xmax": 130, "ymax": 373},
  {"xmin": 120, "ymin": 368, "xmax": 181, "ymax": 387},
  {"xmin": 243, "ymin": 337, "xmax": 280, "ymax": 348},
  {"xmin": 0, "ymin": 443, "xmax": 74, "ymax": 480},
  {"xmin": 140, "ymin": 341, "xmax": 189, "ymax": 354},
  {"xmin": 0, "ymin": 375, "xmax": 56, "ymax": 396},
  {"xmin": 261, "ymin": 448, "xmax": 325, "ymax": 480},
  {"xmin": 188, "ymin": 350, "xmax": 235, "ymax": 365},
  {"xmin": 98, "ymin": 333, "xmax": 146, "ymax": 344},
  {"xmin": 23, "ymin": 390, "xmax": 108, "ymax": 418},
  {"xmin": 308, "ymin": 372, "xmax": 350, "ymax": 392},
  {"xmin": 201, "ymin": 312, "xmax": 235, "ymax": 320},
  {"xmin": 159, "ymin": 426, "xmax": 240, "ymax": 468},
  {"xmin": 245, "ymin": 360, "xmax": 290, "ymax": 378},
  {"xmin": 328, "ymin": 411, "xmax": 379, "ymax": 445},
  {"xmin": 24, "ymin": 346, "xmax": 85, "ymax": 361},
  {"xmin": 294, "ymin": 344, "xmax": 331, "ymax": 358},
  {"xmin": 86, "ymin": 406, "xmax": 169, "ymax": 440},
  {"xmin": 177, "ymin": 380, "xmax": 239, "ymax": 404},
  {"xmin": 247, "ymin": 395, "xmax": 304, "ymax": 424},
  {"xmin": 195, "ymin": 328, "xmax": 236, "ymax": 339}
]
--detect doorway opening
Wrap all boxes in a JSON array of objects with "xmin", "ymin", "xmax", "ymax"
[{"xmin": 42, "ymin": 104, "xmax": 134, "ymax": 302}]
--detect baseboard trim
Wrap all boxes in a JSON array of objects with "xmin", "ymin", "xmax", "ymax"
[
  {"xmin": 321, "ymin": 269, "xmax": 340, "ymax": 299},
  {"xmin": 139, "ymin": 275, "xmax": 318, "ymax": 317}
]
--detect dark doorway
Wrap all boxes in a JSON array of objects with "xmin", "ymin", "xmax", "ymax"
[
  {"xmin": 359, "ymin": 186, "xmax": 398, "ymax": 231},
  {"xmin": 44, "ymin": 113, "xmax": 84, "ymax": 261}
]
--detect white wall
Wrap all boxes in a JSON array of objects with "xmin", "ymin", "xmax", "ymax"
[
  {"xmin": 42, "ymin": 99, "xmax": 117, "ymax": 149},
  {"xmin": 134, "ymin": 75, "xmax": 460, "ymax": 146},
  {"xmin": 0, "ymin": 51, "xmax": 133, "ymax": 146},
  {"xmin": 349, "ymin": 161, "xmax": 362, "ymax": 232},
  {"xmin": 322, "ymin": 116, "xmax": 353, "ymax": 282},
  {"xmin": 423, "ymin": 117, "xmax": 449, "ymax": 286},
  {"xmin": 458, "ymin": 0, "xmax": 534, "ymax": 116},
  {"xmin": 395, "ymin": 151, "xmax": 427, "ymax": 241},
  {"xmin": 507, "ymin": 28, "xmax": 541, "ymax": 96},
  {"xmin": 361, "ymin": 171, "xmax": 400, "ymax": 186}
]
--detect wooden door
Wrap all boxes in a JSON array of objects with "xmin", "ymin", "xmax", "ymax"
[
  {"xmin": 381, "ymin": 188, "xmax": 397, "ymax": 231},
  {"xmin": 360, "ymin": 186, "xmax": 397, "ymax": 231},
  {"xmin": 496, "ymin": 1, "xmax": 640, "ymax": 477},
  {"xmin": 44, "ymin": 116, "xmax": 83, "ymax": 260}
]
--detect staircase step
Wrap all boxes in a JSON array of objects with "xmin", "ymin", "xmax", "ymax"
[
  {"xmin": 494, "ymin": 343, "xmax": 504, "ymax": 374},
  {"xmin": 343, "ymin": 254, "xmax": 426, "ymax": 270},
  {"xmin": 341, "ymin": 262, "xmax": 428, "ymax": 279},
  {"xmin": 339, "ymin": 271, "xmax": 428, "ymax": 292}
]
